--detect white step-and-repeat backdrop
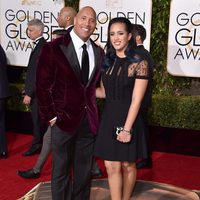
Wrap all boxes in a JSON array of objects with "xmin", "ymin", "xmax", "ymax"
[
  {"xmin": 167, "ymin": 0, "xmax": 200, "ymax": 77},
  {"xmin": 0, "ymin": 0, "xmax": 64, "ymax": 67},
  {"xmin": 0, "ymin": 0, "xmax": 152, "ymax": 67},
  {"xmin": 79, "ymin": 0, "xmax": 152, "ymax": 50},
  {"xmin": 1, "ymin": 0, "xmax": 199, "ymax": 77}
]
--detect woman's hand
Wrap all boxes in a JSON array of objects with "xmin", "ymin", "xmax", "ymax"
[{"xmin": 117, "ymin": 130, "xmax": 132, "ymax": 143}]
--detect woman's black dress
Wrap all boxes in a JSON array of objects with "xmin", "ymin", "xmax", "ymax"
[{"xmin": 94, "ymin": 56, "xmax": 150, "ymax": 162}]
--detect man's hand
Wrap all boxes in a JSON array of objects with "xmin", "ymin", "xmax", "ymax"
[
  {"xmin": 49, "ymin": 118, "xmax": 57, "ymax": 127},
  {"xmin": 23, "ymin": 95, "xmax": 31, "ymax": 105}
]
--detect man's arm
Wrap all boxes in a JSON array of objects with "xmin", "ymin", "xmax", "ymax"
[{"xmin": 36, "ymin": 42, "xmax": 57, "ymax": 123}]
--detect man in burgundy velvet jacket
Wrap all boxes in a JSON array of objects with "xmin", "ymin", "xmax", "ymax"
[{"xmin": 36, "ymin": 6, "xmax": 104, "ymax": 200}]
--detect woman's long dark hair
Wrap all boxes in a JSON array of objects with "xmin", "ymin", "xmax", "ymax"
[{"xmin": 104, "ymin": 17, "xmax": 137, "ymax": 69}]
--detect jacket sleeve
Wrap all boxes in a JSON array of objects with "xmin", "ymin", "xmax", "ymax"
[
  {"xmin": 25, "ymin": 43, "xmax": 44, "ymax": 98},
  {"xmin": 36, "ymin": 42, "xmax": 57, "ymax": 122},
  {"xmin": 24, "ymin": 59, "xmax": 36, "ymax": 97}
]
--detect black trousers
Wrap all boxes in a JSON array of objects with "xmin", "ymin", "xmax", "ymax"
[
  {"xmin": 141, "ymin": 107, "xmax": 151, "ymax": 159},
  {"xmin": 51, "ymin": 116, "xmax": 95, "ymax": 200},
  {"xmin": 0, "ymin": 98, "xmax": 7, "ymax": 153},
  {"xmin": 30, "ymin": 98, "xmax": 46, "ymax": 146}
]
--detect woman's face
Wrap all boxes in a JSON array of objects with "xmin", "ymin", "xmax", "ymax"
[{"xmin": 109, "ymin": 22, "xmax": 132, "ymax": 56}]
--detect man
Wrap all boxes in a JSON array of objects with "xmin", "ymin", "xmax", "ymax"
[
  {"xmin": 17, "ymin": 7, "xmax": 77, "ymax": 178},
  {"xmin": 18, "ymin": 6, "xmax": 102, "ymax": 180},
  {"xmin": 57, "ymin": 6, "xmax": 77, "ymax": 29},
  {"xmin": 36, "ymin": 6, "xmax": 104, "ymax": 200},
  {"xmin": 22, "ymin": 19, "xmax": 47, "ymax": 156},
  {"xmin": 132, "ymin": 24, "xmax": 155, "ymax": 169},
  {"xmin": 0, "ymin": 44, "xmax": 10, "ymax": 159}
]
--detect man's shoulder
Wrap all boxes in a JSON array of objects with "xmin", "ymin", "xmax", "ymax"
[
  {"xmin": 38, "ymin": 37, "xmax": 47, "ymax": 44},
  {"xmin": 35, "ymin": 37, "xmax": 47, "ymax": 50},
  {"xmin": 135, "ymin": 45, "xmax": 148, "ymax": 53},
  {"xmin": 90, "ymin": 39, "xmax": 104, "ymax": 54},
  {"xmin": 48, "ymin": 33, "xmax": 71, "ymax": 47},
  {"xmin": 135, "ymin": 46, "xmax": 154, "ymax": 67},
  {"xmin": 135, "ymin": 46, "xmax": 152, "ymax": 58},
  {"xmin": 89, "ymin": 39, "xmax": 100, "ymax": 47}
]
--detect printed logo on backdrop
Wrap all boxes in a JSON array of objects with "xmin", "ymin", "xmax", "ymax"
[
  {"xmin": 0, "ymin": 0, "xmax": 64, "ymax": 67},
  {"xmin": 21, "ymin": 0, "xmax": 42, "ymax": 6},
  {"xmin": 21, "ymin": 0, "xmax": 63, "ymax": 5},
  {"xmin": 79, "ymin": 0, "xmax": 152, "ymax": 50},
  {"xmin": 106, "ymin": 0, "xmax": 122, "ymax": 8},
  {"xmin": 167, "ymin": 0, "xmax": 200, "ymax": 77}
]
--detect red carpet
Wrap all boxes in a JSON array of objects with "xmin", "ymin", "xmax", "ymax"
[{"xmin": 0, "ymin": 132, "xmax": 200, "ymax": 200}]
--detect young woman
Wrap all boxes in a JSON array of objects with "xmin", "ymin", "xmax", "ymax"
[{"xmin": 94, "ymin": 17, "xmax": 150, "ymax": 200}]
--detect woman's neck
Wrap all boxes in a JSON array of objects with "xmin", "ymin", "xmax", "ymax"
[{"xmin": 116, "ymin": 52, "xmax": 126, "ymax": 58}]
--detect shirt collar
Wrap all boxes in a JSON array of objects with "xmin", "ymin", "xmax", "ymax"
[
  {"xmin": 66, "ymin": 25, "xmax": 73, "ymax": 30},
  {"xmin": 70, "ymin": 29, "xmax": 91, "ymax": 50},
  {"xmin": 33, "ymin": 36, "xmax": 43, "ymax": 44}
]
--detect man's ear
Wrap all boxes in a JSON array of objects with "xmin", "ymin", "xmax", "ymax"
[
  {"xmin": 128, "ymin": 33, "xmax": 132, "ymax": 41},
  {"xmin": 66, "ymin": 16, "xmax": 71, "ymax": 21},
  {"xmin": 73, "ymin": 16, "xmax": 77, "ymax": 25},
  {"xmin": 136, "ymin": 35, "xmax": 141, "ymax": 42}
]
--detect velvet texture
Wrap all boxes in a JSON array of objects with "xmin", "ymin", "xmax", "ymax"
[{"xmin": 36, "ymin": 33, "xmax": 104, "ymax": 134}]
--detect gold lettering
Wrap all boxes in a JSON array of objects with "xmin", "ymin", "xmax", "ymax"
[{"xmin": 21, "ymin": 0, "xmax": 42, "ymax": 6}]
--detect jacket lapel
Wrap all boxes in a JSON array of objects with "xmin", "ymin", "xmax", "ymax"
[
  {"xmin": 59, "ymin": 35, "xmax": 101, "ymax": 86},
  {"xmin": 86, "ymin": 41, "xmax": 100, "ymax": 86},
  {"xmin": 60, "ymin": 40, "xmax": 81, "ymax": 81},
  {"xmin": 30, "ymin": 37, "xmax": 45, "ymax": 58}
]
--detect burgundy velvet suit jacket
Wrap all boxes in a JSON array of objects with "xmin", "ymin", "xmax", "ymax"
[{"xmin": 36, "ymin": 33, "xmax": 104, "ymax": 134}]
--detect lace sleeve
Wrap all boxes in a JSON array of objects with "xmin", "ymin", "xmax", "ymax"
[
  {"xmin": 127, "ymin": 59, "xmax": 149, "ymax": 79},
  {"xmin": 135, "ymin": 60, "xmax": 149, "ymax": 79}
]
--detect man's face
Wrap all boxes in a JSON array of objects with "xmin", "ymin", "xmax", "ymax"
[
  {"xmin": 57, "ymin": 8, "xmax": 67, "ymax": 28},
  {"xmin": 27, "ymin": 25, "xmax": 41, "ymax": 40},
  {"xmin": 73, "ymin": 7, "xmax": 96, "ymax": 42}
]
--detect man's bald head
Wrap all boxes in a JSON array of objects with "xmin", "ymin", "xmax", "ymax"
[
  {"xmin": 73, "ymin": 6, "xmax": 97, "ymax": 42},
  {"xmin": 57, "ymin": 7, "xmax": 77, "ymax": 28}
]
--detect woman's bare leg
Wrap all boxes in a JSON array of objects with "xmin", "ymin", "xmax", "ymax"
[
  {"xmin": 122, "ymin": 162, "xmax": 136, "ymax": 200},
  {"xmin": 105, "ymin": 160, "xmax": 122, "ymax": 200}
]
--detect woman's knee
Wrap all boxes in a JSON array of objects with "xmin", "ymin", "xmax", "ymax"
[
  {"xmin": 104, "ymin": 160, "xmax": 121, "ymax": 175},
  {"xmin": 121, "ymin": 162, "xmax": 136, "ymax": 173}
]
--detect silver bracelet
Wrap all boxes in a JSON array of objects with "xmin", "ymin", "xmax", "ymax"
[{"xmin": 123, "ymin": 129, "xmax": 131, "ymax": 134}]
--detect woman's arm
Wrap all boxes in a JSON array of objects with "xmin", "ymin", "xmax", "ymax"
[
  {"xmin": 124, "ymin": 79, "xmax": 148, "ymax": 130},
  {"xmin": 117, "ymin": 60, "xmax": 149, "ymax": 143},
  {"xmin": 117, "ymin": 79, "xmax": 148, "ymax": 143}
]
